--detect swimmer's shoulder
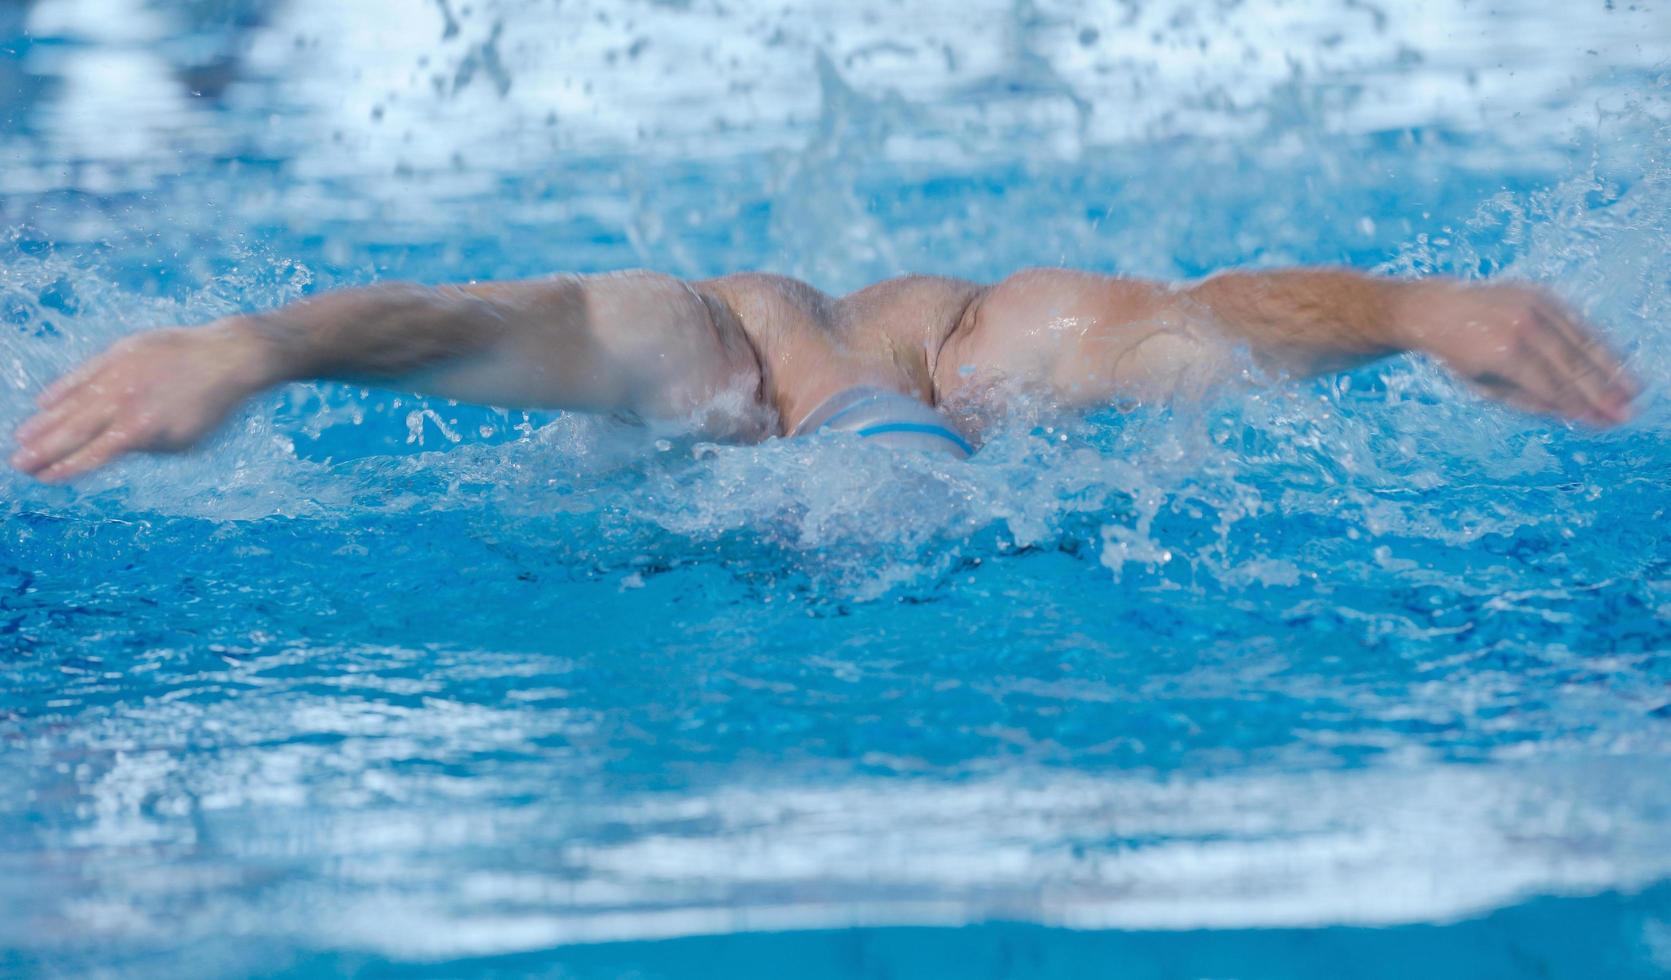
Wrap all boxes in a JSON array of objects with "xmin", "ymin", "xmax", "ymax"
[
  {"xmin": 837, "ymin": 274, "xmax": 987, "ymax": 379},
  {"xmin": 695, "ymin": 272, "xmax": 836, "ymax": 345}
]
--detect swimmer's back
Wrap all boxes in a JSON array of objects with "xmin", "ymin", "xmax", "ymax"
[{"xmin": 698, "ymin": 273, "xmax": 983, "ymax": 434}]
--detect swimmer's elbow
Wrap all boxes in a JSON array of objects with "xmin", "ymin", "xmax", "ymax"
[
  {"xmin": 387, "ymin": 272, "xmax": 768, "ymax": 439},
  {"xmin": 582, "ymin": 273, "xmax": 769, "ymax": 439}
]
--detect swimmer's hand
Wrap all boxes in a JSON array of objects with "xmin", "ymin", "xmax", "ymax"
[
  {"xmin": 11, "ymin": 320, "xmax": 275, "ymax": 482},
  {"xmin": 1394, "ymin": 281, "xmax": 1638, "ymax": 426}
]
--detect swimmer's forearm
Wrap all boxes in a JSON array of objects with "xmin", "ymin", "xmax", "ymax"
[
  {"xmin": 1182, "ymin": 268, "xmax": 1410, "ymax": 376},
  {"xmin": 220, "ymin": 283, "xmax": 511, "ymax": 388}
]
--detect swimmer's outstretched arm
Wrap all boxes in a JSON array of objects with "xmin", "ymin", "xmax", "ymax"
[
  {"xmin": 11, "ymin": 272, "xmax": 763, "ymax": 482},
  {"xmin": 944, "ymin": 268, "xmax": 1637, "ymax": 424}
]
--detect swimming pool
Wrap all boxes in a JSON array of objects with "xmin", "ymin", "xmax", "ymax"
[{"xmin": 2, "ymin": 0, "xmax": 1669, "ymax": 976}]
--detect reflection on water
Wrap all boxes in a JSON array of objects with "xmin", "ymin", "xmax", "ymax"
[{"xmin": 1, "ymin": 0, "xmax": 1670, "ymax": 975}]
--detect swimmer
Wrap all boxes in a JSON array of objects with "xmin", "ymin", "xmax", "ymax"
[{"xmin": 9, "ymin": 267, "xmax": 1639, "ymax": 480}]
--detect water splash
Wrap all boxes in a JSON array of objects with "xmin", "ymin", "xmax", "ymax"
[{"xmin": 5, "ymin": 93, "xmax": 1669, "ymax": 596}]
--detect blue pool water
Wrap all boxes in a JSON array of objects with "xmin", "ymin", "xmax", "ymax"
[{"xmin": 3, "ymin": 1, "xmax": 1670, "ymax": 976}]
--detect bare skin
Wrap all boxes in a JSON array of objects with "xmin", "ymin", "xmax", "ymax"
[{"xmin": 9, "ymin": 267, "xmax": 1639, "ymax": 483}]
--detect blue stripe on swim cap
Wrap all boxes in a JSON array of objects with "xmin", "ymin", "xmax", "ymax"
[
  {"xmin": 815, "ymin": 393, "xmax": 891, "ymax": 432},
  {"xmin": 854, "ymin": 422, "xmax": 976, "ymax": 456}
]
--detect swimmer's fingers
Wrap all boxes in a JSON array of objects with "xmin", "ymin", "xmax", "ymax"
[
  {"xmin": 35, "ymin": 351, "xmax": 113, "ymax": 409},
  {"xmin": 17, "ymin": 363, "xmax": 113, "ymax": 444},
  {"xmin": 1508, "ymin": 331, "xmax": 1610, "ymax": 424},
  {"xmin": 36, "ymin": 428, "xmax": 133, "ymax": 484},
  {"xmin": 13, "ymin": 328, "xmax": 258, "ymax": 481},
  {"xmin": 1429, "ymin": 284, "xmax": 1639, "ymax": 427},
  {"xmin": 1463, "ymin": 365, "xmax": 1567, "ymax": 420},
  {"xmin": 1464, "ymin": 321, "xmax": 1625, "ymax": 427},
  {"xmin": 1530, "ymin": 302, "xmax": 1637, "ymax": 422},
  {"xmin": 14, "ymin": 399, "xmax": 72, "ymax": 446},
  {"xmin": 1521, "ymin": 314, "xmax": 1629, "ymax": 424},
  {"xmin": 16, "ymin": 348, "xmax": 122, "ymax": 469},
  {"xmin": 11, "ymin": 398, "xmax": 116, "ymax": 476}
]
